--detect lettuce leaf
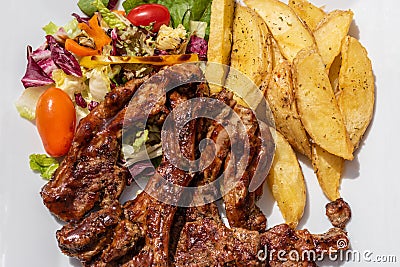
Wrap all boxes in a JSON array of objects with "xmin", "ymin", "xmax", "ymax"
[
  {"xmin": 29, "ymin": 154, "xmax": 59, "ymax": 180},
  {"xmin": 42, "ymin": 19, "xmax": 81, "ymax": 39},
  {"xmin": 92, "ymin": 0, "xmax": 127, "ymax": 30}
]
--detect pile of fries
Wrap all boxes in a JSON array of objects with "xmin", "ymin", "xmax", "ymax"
[{"xmin": 207, "ymin": 0, "xmax": 374, "ymax": 228}]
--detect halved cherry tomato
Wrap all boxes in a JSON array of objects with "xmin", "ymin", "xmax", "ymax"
[
  {"xmin": 36, "ymin": 87, "xmax": 76, "ymax": 157},
  {"xmin": 127, "ymin": 4, "xmax": 170, "ymax": 32}
]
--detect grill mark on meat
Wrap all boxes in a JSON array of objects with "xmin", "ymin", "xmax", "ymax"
[{"xmin": 325, "ymin": 198, "xmax": 351, "ymax": 229}]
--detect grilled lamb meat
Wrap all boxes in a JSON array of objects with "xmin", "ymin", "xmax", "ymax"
[
  {"xmin": 41, "ymin": 64, "xmax": 203, "ymax": 222},
  {"xmin": 186, "ymin": 89, "xmax": 236, "ymax": 222},
  {"xmin": 76, "ymin": 66, "xmax": 204, "ymax": 267},
  {"xmin": 325, "ymin": 198, "xmax": 352, "ymax": 229},
  {"xmin": 57, "ymin": 202, "xmax": 123, "ymax": 262},
  {"xmin": 175, "ymin": 217, "xmax": 350, "ymax": 267},
  {"xmin": 261, "ymin": 223, "xmax": 349, "ymax": 266},
  {"xmin": 223, "ymin": 104, "xmax": 267, "ymax": 232},
  {"xmin": 174, "ymin": 217, "xmax": 263, "ymax": 267}
]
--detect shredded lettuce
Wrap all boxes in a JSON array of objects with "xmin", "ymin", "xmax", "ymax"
[
  {"xmin": 93, "ymin": 0, "xmax": 127, "ymax": 30},
  {"xmin": 85, "ymin": 66, "xmax": 112, "ymax": 102},
  {"xmin": 123, "ymin": 129, "xmax": 163, "ymax": 166},
  {"xmin": 52, "ymin": 69, "xmax": 87, "ymax": 99},
  {"xmin": 43, "ymin": 19, "xmax": 81, "ymax": 39},
  {"xmin": 133, "ymin": 130, "xmax": 149, "ymax": 153},
  {"xmin": 29, "ymin": 154, "xmax": 59, "ymax": 180}
]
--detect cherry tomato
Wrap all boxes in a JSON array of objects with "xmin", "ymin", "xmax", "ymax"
[
  {"xmin": 36, "ymin": 87, "xmax": 76, "ymax": 157},
  {"xmin": 127, "ymin": 4, "xmax": 170, "ymax": 32}
]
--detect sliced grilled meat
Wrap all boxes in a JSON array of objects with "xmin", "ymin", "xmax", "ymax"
[
  {"xmin": 42, "ymin": 64, "xmax": 203, "ymax": 222},
  {"xmin": 56, "ymin": 202, "xmax": 123, "ymax": 262},
  {"xmin": 84, "ymin": 66, "xmax": 205, "ymax": 267},
  {"xmin": 175, "ymin": 217, "xmax": 350, "ymax": 267},
  {"xmin": 186, "ymin": 89, "xmax": 236, "ymax": 222},
  {"xmin": 174, "ymin": 217, "xmax": 263, "ymax": 267},
  {"xmin": 122, "ymin": 84, "xmax": 200, "ymax": 267},
  {"xmin": 223, "ymin": 104, "xmax": 267, "ymax": 232},
  {"xmin": 325, "ymin": 198, "xmax": 351, "ymax": 229},
  {"xmin": 260, "ymin": 223, "xmax": 349, "ymax": 266}
]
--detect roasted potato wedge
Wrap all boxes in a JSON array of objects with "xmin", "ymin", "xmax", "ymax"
[
  {"xmin": 206, "ymin": 0, "xmax": 235, "ymax": 93},
  {"xmin": 224, "ymin": 5, "xmax": 273, "ymax": 108},
  {"xmin": 244, "ymin": 0, "xmax": 316, "ymax": 62},
  {"xmin": 338, "ymin": 36, "xmax": 375, "ymax": 148},
  {"xmin": 293, "ymin": 48, "xmax": 353, "ymax": 160},
  {"xmin": 314, "ymin": 10, "xmax": 353, "ymax": 70},
  {"xmin": 226, "ymin": 5, "xmax": 272, "ymax": 88},
  {"xmin": 288, "ymin": 0, "xmax": 326, "ymax": 31},
  {"xmin": 267, "ymin": 130, "xmax": 306, "ymax": 229},
  {"xmin": 264, "ymin": 60, "xmax": 311, "ymax": 158},
  {"xmin": 311, "ymin": 144, "xmax": 343, "ymax": 201}
]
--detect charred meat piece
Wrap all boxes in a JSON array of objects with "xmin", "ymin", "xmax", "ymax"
[
  {"xmin": 186, "ymin": 89, "xmax": 236, "ymax": 222},
  {"xmin": 174, "ymin": 217, "xmax": 263, "ymax": 267},
  {"xmin": 325, "ymin": 198, "xmax": 352, "ymax": 229},
  {"xmin": 56, "ymin": 202, "xmax": 122, "ymax": 262},
  {"xmin": 122, "ymin": 84, "xmax": 201, "ymax": 267},
  {"xmin": 223, "ymin": 104, "xmax": 267, "ymax": 232},
  {"xmin": 175, "ymin": 216, "xmax": 350, "ymax": 267},
  {"xmin": 260, "ymin": 223, "xmax": 349, "ymax": 266}
]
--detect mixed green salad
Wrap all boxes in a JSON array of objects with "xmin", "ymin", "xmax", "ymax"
[{"xmin": 16, "ymin": 0, "xmax": 211, "ymax": 179}]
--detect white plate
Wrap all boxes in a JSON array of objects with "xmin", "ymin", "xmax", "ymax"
[{"xmin": 1, "ymin": 0, "xmax": 399, "ymax": 266}]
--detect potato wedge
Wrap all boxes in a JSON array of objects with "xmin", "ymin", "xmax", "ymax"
[
  {"xmin": 267, "ymin": 130, "xmax": 306, "ymax": 228},
  {"xmin": 205, "ymin": 0, "xmax": 235, "ymax": 93},
  {"xmin": 338, "ymin": 36, "xmax": 375, "ymax": 148},
  {"xmin": 311, "ymin": 144, "xmax": 343, "ymax": 201},
  {"xmin": 264, "ymin": 60, "xmax": 311, "ymax": 158},
  {"xmin": 288, "ymin": 0, "xmax": 326, "ymax": 31},
  {"xmin": 226, "ymin": 5, "xmax": 272, "ymax": 88},
  {"xmin": 244, "ymin": 0, "xmax": 315, "ymax": 62},
  {"xmin": 314, "ymin": 10, "xmax": 353, "ymax": 70},
  {"xmin": 293, "ymin": 48, "xmax": 353, "ymax": 160}
]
